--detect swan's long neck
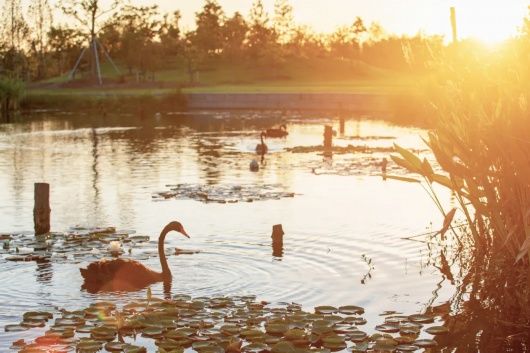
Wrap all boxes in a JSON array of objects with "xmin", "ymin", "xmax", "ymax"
[
  {"xmin": 158, "ymin": 226, "xmax": 171, "ymax": 278},
  {"xmin": 260, "ymin": 133, "xmax": 264, "ymax": 144}
]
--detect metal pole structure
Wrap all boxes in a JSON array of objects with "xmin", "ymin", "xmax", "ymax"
[
  {"xmin": 93, "ymin": 37, "xmax": 103, "ymax": 85},
  {"xmin": 450, "ymin": 7, "xmax": 458, "ymax": 44},
  {"xmin": 69, "ymin": 47, "xmax": 88, "ymax": 81},
  {"xmin": 96, "ymin": 38, "xmax": 121, "ymax": 76}
]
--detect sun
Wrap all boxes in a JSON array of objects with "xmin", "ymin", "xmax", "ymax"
[{"xmin": 452, "ymin": 1, "xmax": 527, "ymax": 45}]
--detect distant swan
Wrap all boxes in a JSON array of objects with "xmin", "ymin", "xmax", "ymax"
[
  {"xmin": 256, "ymin": 131, "xmax": 268, "ymax": 154},
  {"xmin": 265, "ymin": 124, "xmax": 288, "ymax": 138},
  {"xmin": 80, "ymin": 221, "xmax": 189, "ymax": 292}
]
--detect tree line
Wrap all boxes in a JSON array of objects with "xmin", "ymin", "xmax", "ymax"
[{"xmin": 0, "ymin": 0, "xmax": 450, "ymax": 84}]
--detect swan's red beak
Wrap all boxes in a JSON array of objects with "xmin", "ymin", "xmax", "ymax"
[{"xmin": 179, "ymin": 227, "xmax": 190, "ymax": 238}]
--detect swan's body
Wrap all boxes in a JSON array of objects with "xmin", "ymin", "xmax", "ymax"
[
  {"xmin": 256, "ymin": 132, "xmax": 268, "ymax": 154},
  {"xmin": 265, "ymin": 124, "xmax": 288, "ymax": 138},
  {"xmin": 80, "ymin": 221, "xmax": 188, "ymax": 292},
  {"xmin": 250, "ymin": 159, "xmax": 259, "ymax": 171}
]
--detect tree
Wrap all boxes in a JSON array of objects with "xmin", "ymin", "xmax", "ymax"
[
  {"xmin": 222, "ymin": 12, "xmax": 248, "ymax": 62},
  {"xmin": 47, "ymin": 26, "xmax": 84, "ymax": 75},
  {"xmin": 367, "ymin": 22, "xmax": 385, "ymax": 43},
  {"xmin": 247, "ymin": 0, "xmax": 279, "ymax": 67},
  {"xmin": 182, "ymin": 31, "xmax": 199, "ymax": 84},
  {"xmin": 59, "ymin": 0, "xmax": 122, "ymax": 82},
  {"xmin": 28, "ymin": 0, "xmax": 53, "ymax": 79},
  {"xmin": 1, "ymin": 0, "xmax": 28, "ymax": 50},
  {"xmin": 160, "ymin": 11, "xmax": 182, "ymax": 58},
  {"xmin": 193, "ymin": 0, "xmax": 224, "ymax": 61},
  {"xmin": 115, "ymin": 5, "xmax": 161, "ymax": 78},
  {"xmin": 273, "ymin": 0, "xmax": 293, "ymax": 44}
]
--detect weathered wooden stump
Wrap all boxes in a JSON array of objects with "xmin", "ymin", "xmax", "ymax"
[
  {"xmin": 381, "ymin": 157, "xmax": 388, "ymax": 174},
  {"xmin": 33, "ymin": 183, "xmax": 51, "ymax": 235},
  {"xmin": 324, "ymin": 125, "xmax": 333, "ymax": 150},
  {"xmin": 272, "ymin": 224, "xmax": 284, "ymax": 257}
]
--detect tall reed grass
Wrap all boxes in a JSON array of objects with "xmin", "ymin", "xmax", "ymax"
[
  {"xmin": 391, "ymin": 42, "xmax": 530, "ymax": 324},
  {"xmin": 0, "ymin": 77, "xmax": 25, "ymax": 123}
]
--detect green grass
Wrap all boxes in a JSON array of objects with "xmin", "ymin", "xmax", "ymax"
[{"xmin": 30, "ymin": 58, "xmax": 418, "ymax": 96}]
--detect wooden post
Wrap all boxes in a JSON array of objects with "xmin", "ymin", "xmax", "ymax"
[
  {"xmin": 324, "ymin": 125, "xmax": 333, "ymax": 150},
  {"xmin": 339, "ymin": 116, "xmax": 345, "ymax": 135},
  {"xmin": 272, "ymin": 224, "xmax": 284, "ymax": 257},
  {"xmin": 34, "ymin": 183, "xmax": 50, "ymax": 235},
  {"xmin": 450, "ymin": 7, "xmax": 458, "ymax": 44}
]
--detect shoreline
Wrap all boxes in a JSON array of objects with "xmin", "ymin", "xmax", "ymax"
[{"xmin": 21, "ymin": 90, "xmax": 424, "ymax": 123}]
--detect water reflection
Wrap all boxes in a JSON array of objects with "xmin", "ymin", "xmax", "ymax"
[
  {"xmin": 35, "ymin": 259, "xmax": 53, "ymax": 284},
  {"xmin": 0, "ymin": 110, "xmax": 452, "ymax": 351}
]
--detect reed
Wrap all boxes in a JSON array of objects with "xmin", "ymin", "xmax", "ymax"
[
  {"xmin": 390, "ymin": 44, "xmax": 530, "ymax": 324},
  {"xmin": 0, "ymin": 77, "xmax": 25, "ymax": 123}
]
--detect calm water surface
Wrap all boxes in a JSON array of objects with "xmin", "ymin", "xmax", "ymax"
[{"xmin": 0, "ymin": 111, "xmax": 455, "ymax": 349}]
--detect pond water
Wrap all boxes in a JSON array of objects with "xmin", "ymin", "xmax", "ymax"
[{"xmin": 0, "ymin": 110, "xmax": 457, "ymax": 351}]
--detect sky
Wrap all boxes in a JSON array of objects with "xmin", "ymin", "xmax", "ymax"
[{"xmin": 47, "ymin": 0, "xmax": 530, "ymax": 43}]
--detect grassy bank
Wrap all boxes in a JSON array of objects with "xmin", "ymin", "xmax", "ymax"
[{"xmin": 22, "ymin": 90, "xmax": 187, "ymax": 115}]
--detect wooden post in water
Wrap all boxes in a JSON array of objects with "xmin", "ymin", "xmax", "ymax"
[
  {"xmin": 339, "ymin": 116, "xmax": 345, "ymax": 135},
  {"xmin": 324, "ymin": 125, "xmax": 333, "ymax": 150},
  {"xmin": 450, "ymin": 7, "xmax": 458, "ymax": 44},
  {"xmin": 34, "ymin": 183, "xmax": 51, "ymax": 235},
  {"xmin": 272, "ymin": 224, "xmax": 284, "ymax": 257}
]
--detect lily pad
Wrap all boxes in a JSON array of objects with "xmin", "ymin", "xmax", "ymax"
[
  {"xmin": 395, "ymin": 344, "xmax": 419, "ymax": 352},
  {"xmin": 413, "ymin": 339, "xmax": 438, "ymax": 348},
  {"xmin": 338, "ymin": 305, "xmax": 364, "ymax": 315},
  {"xmin": 407, "ymin": 314, "xmax": 434, "ymax": 324},
  {"xmin": 242, "ymin": 343, "xmax": 270, "ymax": 353},
  {"xmin": 425, "ymin": 326, "xmax": 449, "ymax": 335},
  {"xmin": 375, "ymin": 323, "xmax": 400, "ymax": 333},
  {"xmin": 5, "ymin": 324, "xmax": 29, "ymax": 332},
  {"xmin": 314, "ymin": 306, "xmax": 337, "ymax": 315}
]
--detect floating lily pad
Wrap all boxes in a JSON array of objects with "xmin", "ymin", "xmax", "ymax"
[
  {"xmin": 266, "ymin": 323, "xmax": 289, "ymax": 335},
  {"xmin": 395, "ymin": 344, "xmax": 419, "ymax": 352},
  {"xmin": 321, "ymin": 334, "xmax": 347, "ymax": 351},
  {"xmin": 407, "ymin": 314, "xmax": 434, "ymax": 324},
  {"xmin": 349, "ymin": 330, "xmax": 368, "ymax": 342},
  {"xmin": 338, "ymin": 306, "xmax": 364, "ymax": 315},
  {"xmin": 413, "ymin": 339, "xmax": 438, "ymax": 348},
  {"xmin": 105, "ymin": 341, "xmax": 130, "ymax": 352},
  {"xmin": 425, "ymin": 326, "xmax": 449, "ymax": 335},
  {"xmin": 375, "ymin": 324, "xmax": 400, "ymax": 333},
  {"xmin": 314, "ymin": 306, "xmax": 337, "ymax": 315},
  {"xmin": 242, "ymin": 343, "xmax": 270, "ymax": 353},
  {"xmin": 5, "ymin": 324, "xmax": 29, "ymax": 332},
  {"xmin": 154, "ymin": 183, "xmax": 296, "ymax": 204}
]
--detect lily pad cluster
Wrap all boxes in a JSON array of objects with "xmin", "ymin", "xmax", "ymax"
[
  {"xmin": 0, "ymin": 226, "xmax": 187, "ymax": 263},
  {"xmin": 5, "ymin": 294, "xmax": 447, "ymax": 353},
  {"xmin": 153, "ymin": 184, "xmax": 295, "ymax": 204}
]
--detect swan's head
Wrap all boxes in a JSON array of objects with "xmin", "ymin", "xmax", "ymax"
[
  {"xmin": 165, "ymin": 221, "xmax": 190, "ymax": 238},
  {"xmin": 109, "ymin": 241, "xmax": 122, "ymax": 253}
]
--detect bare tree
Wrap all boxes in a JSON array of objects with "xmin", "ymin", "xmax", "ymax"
[
  {"xmin": 1, "ymin": 0, "xmax": 28, "ymax": 50},
  {"xmin": 59, "ymin": 0, "xmax": 122, "ymax": 83},
  {"xmin": 28, "ymin": 0, "xmax": 53, "ymax": 79}
]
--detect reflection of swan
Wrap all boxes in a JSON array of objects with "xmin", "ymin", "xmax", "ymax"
[
  {"xmin": 80, "ymin": 221, "xmax": 189, "ymax": 292},
  {"xmin": 255, "ymin": 131, "xmax": 268, "ymax": 154},
  {"xmin": 265, "ymin": 124, "xmax": 288, "ymax": 138}
]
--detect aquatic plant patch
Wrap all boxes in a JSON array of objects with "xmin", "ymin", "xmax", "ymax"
[
  {"xmin": 1, "ymin": 226, "xmax": 197, "ymax": 264},
  {"xmin": 5, "ymin": 293, "xmax": 448, "ymax": 353},
  {"xmin": 153, "ymin": 184, "xmax": 296, "ymax": 204}
]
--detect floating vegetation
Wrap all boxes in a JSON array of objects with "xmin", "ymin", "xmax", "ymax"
[
  {"xmin": 6, "ymin": 293, "xmax": 447, "ymax": 353},
  {"xmin": 153, "ymin": 184, "xmax": 296, "ymax": 204},
  {"xmin": 0, "ymin": 226, "xmax": 194, "ymax": 264},
  {"xmin": 285, "ymin": 145, "xmax": 395, "ymax": 155}
]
